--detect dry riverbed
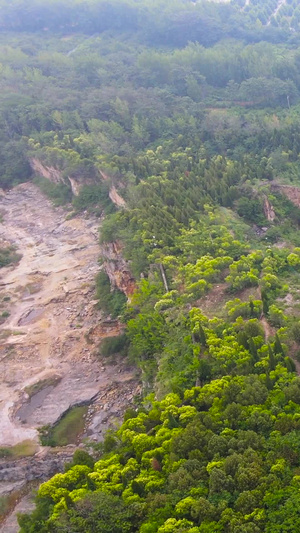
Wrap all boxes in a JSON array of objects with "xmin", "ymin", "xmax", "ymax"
[{"xmin": 0, "ymin": 182, "xmax": 138, "ymax": 450}]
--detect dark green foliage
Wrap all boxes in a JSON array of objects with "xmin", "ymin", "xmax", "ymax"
[
  {"xmin": 268, "ymin": 344, "xmax": 276, "ymax": 371},
  {"xmin": 8, "ymin": 2, "xmax": 300, "ymax": 532},
  {"xmin": 57, "ymin": 492, "xmax": 139, "ymax": 532},
  {"xmin": 100, "ymin": 334, "xmax": 128, "ymax": 357},
  {"xmin": 291, "ymin": 321, "xmax": 300, "ymax": 343},
  {"xmin": 33, "ymin": 176, "xmax": 72, "ymax": 206},
  {"xmin": 73, "ymin": 183, "xmax": 114, "ymax": 215},
  {"xmin": 19, "ymin": 491, "xmax": 139, "ymax": 533},
  {"xmin": 65, "ymin": 450, "xmax": 95, "ymax": 471},
  {"xmin": 236, "ymin": 195, "xmax": 265, "ymax": 224},
  {"xmin": 0, "ymin": 140, "xmax": 32, "ymax": 189},
  {"xmin": 95, "ymin": 271, "xmax": 126, "ymax": 319},
  {"xmin": 0, "ymin": 247, "xmax": 21, "ymax": 267},
  {"xmin": 274, "ymin": 334, "xmax": 284, "ymax": 355}
]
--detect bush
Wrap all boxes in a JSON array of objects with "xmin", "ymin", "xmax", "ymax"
[
  {"xmin": 65, "ymin": 450, "xmax": 95, "ymax": 471},
  {"xmin": 291, "ymin": 322, "xmax": 300, "ymax": 343},
  {"xmin": 0, "ymin": 246, "xmax": 21, "ymax": 267},
  {"xmin": 96, "ymin": 271, "xmax": 127, "ymax": 318},
  {"xmin": 236, "ymin": 195, "xmax": 265, "ymax": 224},
  {"xmin": 33, "ymin": 176, "xmax": 72, "ymax": 206},
  {"xmin": 100, "ymin": 334, "xmax": 128, "ymax": 357},
  {"xmin": 73, "ymin": 183, "xmax": 115, "ymax": 215},
  {"xmin": 268, "ymin": 304, "xmax": 287, "ymax": 327}
]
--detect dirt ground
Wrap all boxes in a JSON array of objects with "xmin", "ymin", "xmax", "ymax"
[{"xmin": 0, "ymin": 183, "xmax": 137, "ymax": 448}]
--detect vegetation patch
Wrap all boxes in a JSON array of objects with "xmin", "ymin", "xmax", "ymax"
[
  {"xmin": 39, "ymin": 405, "xmax": 88, "ymax": 447},
  {"xmin": 0, "ymin": 246, "xmax": 21, "ymax": 268},
  {"xmin": 96, "ymin": 271, "xmax": 126, "ymax": 319},
  {"xmin": 72, "ymin": 183, "xmax": 115, "ymax": 215},
  {"xmin": 33, "ymin": 176, "xmax": 72, "ymax": 206},
  {"xmin": 0, "ymin": 440, "xmax": 38, "ymax": 460},
  {"xmin": 99, "ymin": 334, "xmax": 128, "ymax": 357}
]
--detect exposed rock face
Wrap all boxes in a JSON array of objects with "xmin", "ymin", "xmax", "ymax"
[
  {"xmin": 29, "ymin": 158, "xmax": 94, "ymax": 196},
  {"xmin": 0, "ymin": 449, "xmax": 75, "ymax": 483},
  {"xmin": 68, "ymin": 176, "xmax": 82, "ymax": 196},
  {"xmin": 263, "ymin": 195, "xmax": 275, "ymax": 222},
  {"xmin": 101, "ymin": 241, "xmax": 135, "ymax": 297},
  {"xmin": 30, "ymin": 158, "xmax": 63, "ymax": 185},
  {"xmin": 0, "ymin": 183, "xmax": 139, "ymax": 531},
  {"xmin": 87, "ymin": 319, "xmax": 124, "ymax": 343},
  {"xmin": 30, "ymin": 159, "xmax": 127, "ymax": 207},
  {"xmin": 109, "ymin": 185, "xmax": 126, "ymax": 208},
  {"xmin": 271, "ymin": 183, "xmax": 300, "ymax": 207}
]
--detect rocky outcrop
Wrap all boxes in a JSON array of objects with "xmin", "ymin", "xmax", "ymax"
[
  {"xmin": 68, "ymin": 176, "xmax": 82, "ymax": 197},
  {"xmin": 30, "ymin": 159, "xmax": 126, "ymax": 206},
  {"xmin": 0, "ymin": 184, "xmax": 138, "ymax": 449},
  {"xmin": 271, "ymin": 183, "xmax": 300, "ymax": 207},
  {"xmin": 87, "ymin": 320, "xmax": 124, "ymax": 344},
  {"xmin": 109, "ymin": 185, "xmax": 126, "ymax": 208},
  {"xmin": 30, "ymin": 158, "xmax": 63, "ymax": 185},
  {"xmin": 29, "ymin": 158, "xmax": 94, "ymax": 196},
  {"xmin": 0, "ymin": 448, "xmax": 75, "ymax": 483},
  {"xmin": 101, "ymin": 241, "xmax": 135, "ymax": 297},
  {"xmin": 263, "ymin": 195, "xmax": 275, "ymax": 222}
]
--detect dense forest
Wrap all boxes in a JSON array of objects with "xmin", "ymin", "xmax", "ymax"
[{"xmin": 1, "ymin": 0, "xmax": 300, "ymax": 531}]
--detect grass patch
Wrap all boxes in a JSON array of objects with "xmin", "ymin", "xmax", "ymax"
[
  {"xmin": 39, "ymin": 405, "xmax": 88, "ymax": 447},
  {"xmin": 24, "ymin": 376, "xmax": 61, "ymax": 398},
  {"xmin": 72, "ymin": 183, "xmax": 115, "ymax": 216},
  {"xmin": 0, "ymin": 440, "xmax": 38, "ymax": 459}
]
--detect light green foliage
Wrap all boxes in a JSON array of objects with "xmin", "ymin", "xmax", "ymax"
[
  {"xmin": 226, "ymin": 255, "xmax": 260, "ymax": 292},
  {"xmin": 226, "ymin": 298, "xmax": 262, "ymax": 320},
  {"xmin": 9, "ymin": 2, "xmax": 300, "ymax": 532},
  {"xmin": 268, "ymin": 305, "xmax": 287, "ymax": 328},
  {"xmin": 19, "ymin": 372, "xmax": 300, "ymax": 532}
]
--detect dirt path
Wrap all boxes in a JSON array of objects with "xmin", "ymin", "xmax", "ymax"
[
  {"xmin": 0, "ymin": 183, "xmax": 137, "ymax": 448},
  {"xmin": 260, "ymin": 316, "xmax": 274, "ymax": 341}
]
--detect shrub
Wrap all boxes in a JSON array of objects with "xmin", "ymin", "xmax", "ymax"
[
  {"xmin": 100, "ymin": 334, "xmax": 128, "ymax": 357},
  {"xmin": 96, "ymin": 271, "xmax": 127, "ymax": 318}
]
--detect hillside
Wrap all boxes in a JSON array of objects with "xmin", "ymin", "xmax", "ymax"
[{"xmin": 2, "ymin": 0, "xmax": 300, "ymax": 532}]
